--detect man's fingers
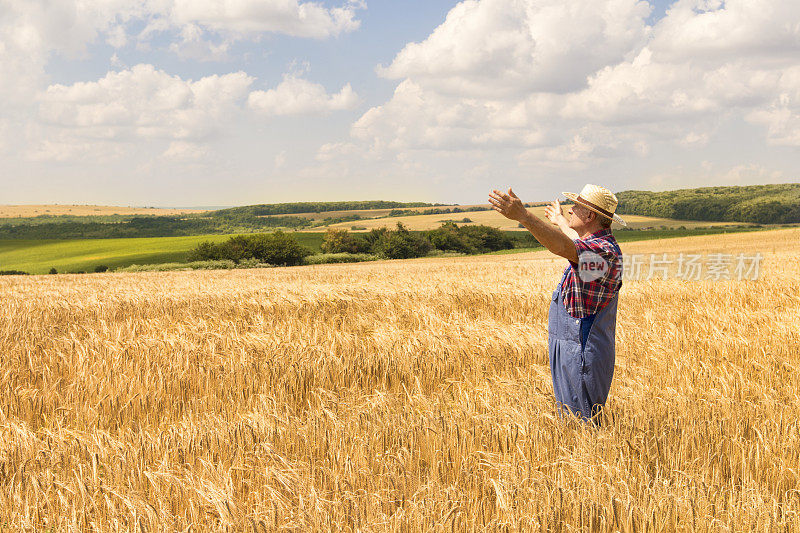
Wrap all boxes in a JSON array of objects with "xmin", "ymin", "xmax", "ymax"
[
  {"xmin": 488, "ymin": 197, "xmax": 504, "ymax": 208},
  {"xmin": 488, "ymin": 192, "xmax": 508, "ymax": 205},
  {"xmin": 508, "ymin": 188, "xmax": 519, "ymax": 199}
]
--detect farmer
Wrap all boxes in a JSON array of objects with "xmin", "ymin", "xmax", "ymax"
[{"xmin": 488, "ymin": 184, "xmax": 625, "ymax": 423}]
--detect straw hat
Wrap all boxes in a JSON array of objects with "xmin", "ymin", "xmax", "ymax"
[{"xmin": 562, "ymin": 184, "xmax": 627, "ymax": 227}]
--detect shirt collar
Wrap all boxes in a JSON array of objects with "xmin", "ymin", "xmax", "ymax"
[{"xmin": 584, "ymin": 228, "xmax": 613, "ymax": 240}]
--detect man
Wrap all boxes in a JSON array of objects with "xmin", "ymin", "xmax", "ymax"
[{"xmin": 488, "ymin": 184, "xmax": 625, "ymax": 423}]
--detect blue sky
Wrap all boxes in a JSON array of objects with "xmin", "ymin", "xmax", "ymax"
[{"xmin": 1, "ymin": 0, "xmax": 798, "ymax": 207}]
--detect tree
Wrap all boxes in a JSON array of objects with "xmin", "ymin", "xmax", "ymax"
[
  {"xmin": 320, "ymin": 229, "xmax": 370, "ymax": 254},
  {"xmin": 187, "ymin": 241, "xmax": 221, "ymax": 261},
  {"xmin": 371, "ymin": 222, "xmax": 432, "ymax": 259},
  {"xmin": 459, "ymin": 225, "xmax": 513, "ymax": 252},
  {"xmin": 246, "ymin": 232, "xmax": 312, "ymax": 266},
  {"xmin": 187, "ymin": 232, "xmax": 311, "ymax": 266},
  {"xmin": 427, "ymin": 222, "xmax": 475, "ymax": 254}
]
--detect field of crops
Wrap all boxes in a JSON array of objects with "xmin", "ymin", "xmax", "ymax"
[
  {"xmin": 1, "ymin": 228, "xmax": 798, "ymax": 530},
  {"xmin": 0, "ymin": 204, "xmax": 207, "ymax": 218},
  {"xmin": 0, "ymin": 233, "xmax": 326, "ymax": 274},
  {"xmin": 312, "ymin": 206, "xmax": 743, "ymax": 232}
]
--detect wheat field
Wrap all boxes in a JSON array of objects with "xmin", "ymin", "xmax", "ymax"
[
  {"xmin": 1, "ymin": 228, "xmax": 798, "ymax": 531},
  {"xmin": 0, "ymin": 205, "xmax": 208, "ymax": 218},
  {"xmin": 310, "ymin": 206, "xmax": 740, "ymax": 231}
]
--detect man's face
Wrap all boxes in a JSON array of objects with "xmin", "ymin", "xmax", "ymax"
[{"xmin": 567, "ymin": 203, "xmax": 592, "ymax": 232}]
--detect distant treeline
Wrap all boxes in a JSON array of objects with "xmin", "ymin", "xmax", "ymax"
[
  {"xmin": 0, "ymin": 198, "xmax": 579, "ymax": 240},
  {"xmin": 616, "ymin": 183, "xmax": 800, "ymax": 224},
  {"xmin": 0, "ymin": 201, "xmax": 459, "ymax": 239},
  {"xmin": 0, "ymin": 214, "xmax": 137, "ymax": 225},
  {"xmin": 211, "ymin": 201, "xmax": 443, "ymax": 218},
  {"xmin": 0, "ymin": 215, "xmax": 313, "ymax": 239}
]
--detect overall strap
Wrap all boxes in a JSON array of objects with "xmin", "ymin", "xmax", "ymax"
[{"xmin": 558, "ymin": 264, "xmax": 571, "ymax": 293}]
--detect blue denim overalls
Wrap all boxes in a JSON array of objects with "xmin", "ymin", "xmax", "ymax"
[{"xmin": 548, "ymin": 266, "xmax": 619, "ymax": 422}]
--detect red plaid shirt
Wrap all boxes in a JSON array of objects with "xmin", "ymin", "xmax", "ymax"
[{"xmin": 561, "ymin": 228, "xmax": 622, "ymax": 319}]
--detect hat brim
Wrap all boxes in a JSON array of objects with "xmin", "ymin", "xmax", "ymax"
[{"xmin": 562, "ymin": 191, "xmax": 627, "ymax": 227}]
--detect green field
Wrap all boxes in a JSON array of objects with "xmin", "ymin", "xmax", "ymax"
[
  {"xmin": 0, "ymin": 233, "xmax": 326, "ymax": 275},
  {"xmin": 0, "ymin": 226, "xmax": 777, "ymax": 275}
]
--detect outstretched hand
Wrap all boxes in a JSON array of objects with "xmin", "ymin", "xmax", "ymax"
[
  {"xmin": 488, "ymin": 188, "xmax": 528, "ymax": 223},
  {"xmin": 544, "ymin": 199, "xmax": 567, "ymax": 226}
]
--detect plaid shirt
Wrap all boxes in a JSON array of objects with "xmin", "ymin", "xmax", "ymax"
[{"xmin": 561, "ymin": 228, "xmax": 622, "ymax": 319}]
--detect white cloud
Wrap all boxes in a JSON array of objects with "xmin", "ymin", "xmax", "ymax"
[
  {"xmin": 28, "ymin": 64, "xmax": 254, "ymax": 162},
  {"xmin": 352, "ymin": 80, "xmax": 553, "ymax": 152},
  {"xmin": 647, "ymin": 162, "xmax": 789, "ymax": 189},
  {"xmin": 316, "ymin": 142, "xmax": 358, "ymax": 161},
  {"xmin": 168, "ymin": 23, "xmax": 233, "ymax": 61},
  {"xmin": 38, "ymin": 65, "xmax": 253, "ymax": 141},
  {"xmin": 352, "ymin": 0, "xmax": 800, "ymax": 172},
  {"xmin": 162, "ymin": 141, "xmax": 210, "ymax": 161},
  {"xmin": 745, "ymin": 67, "xmax": 800, "ymax": 146},
  {"xmin": 649, "ymin": 0, "xmax": 800, "ymax": 63},
  {"xmin": 248, "ymin": 75, "xmax": 359, "ymax": 116},
  {"xmin": 169, "ymin": 0, "xmax": 362, "ymax": 39},
  {"xmin": 378, "ymin": 0, "xmax": 651, "ymax": 97},
  {"xmin": 0, "ymin": 0, "xmax": 363, "ymax": 107},
  {"xmin": 678, "ymin": 131, "xmax": 710, "ymax": 147}
]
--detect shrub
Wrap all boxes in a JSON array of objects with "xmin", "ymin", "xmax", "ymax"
[
  {"xmin": 49, "ymin": 267, "xmax": 58, "ymax": 275},
  {"xmin": 304, "ymin": 253, "xmax": 378, "ymax": 265},
  {"xmin": 459, "ymin": 225, "xmax": 514, "ymax": 252},
  {"xmin": 217, "ymin": 235, "xmax": 253, "ymax": 263},
  {"xmin": 0, "ymin": 270, "xmax": 28, "ymax": 275},
  {"xmin": 427, "ymin": 223, "xmax": 514, "ymax": 254},
  {"xmin": 94, "ymin": 265, "xmax": 109, "ymax": 273},
  {"xmin": 320, "ymin": 229, "xmax": 370, "ymax": 254},
  {"xmin": 364, "ymin": 227, "xmax": 389, "ymax": 249},
  {"xmin": 187, "ymin": 232, "xmax": 311, "ymax": 266},
  {"xmin": 117, "ymin": 260, "xmax": 239, "ymax": 272},
  {"xmin": 187, "ymin": 241, "xmax": 221, "ymax": 262},
  {"xmin": 115, "ymin": 259, "xmax": 281, "ymax": 272},
  {"xmin": 427, "ymin": 222, "xmax": 475, "ymax": 254},
  {"xmin": 247, "ymin": 232, "xmax": 312, "ymax": 266},
  {"xmin": 371, "ymin": 223, "xmax": 432, "ymax": 259}
]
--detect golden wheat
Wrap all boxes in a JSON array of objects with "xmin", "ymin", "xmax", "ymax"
[
  {"xmin": 0, "ymin": 205, "xmax": 207, "ymax": 218},
  {"xmin": 0, "ymin": 228, "xmax": 797, "ymax": 531}
]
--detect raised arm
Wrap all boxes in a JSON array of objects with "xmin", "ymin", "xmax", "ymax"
[
  {"xmin": 544, "ymin": 199, "xmax": 579, "ymax": 240},
  {"xmin": 489, "ymin": 188, "xmax": 578, "ymax": 264}
]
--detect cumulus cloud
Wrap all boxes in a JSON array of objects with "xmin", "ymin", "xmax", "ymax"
[
  {"xmin": 316, "ymin": 142, "xmax": 358, "ymax": 161},
  {"xmin": 0, "ymin": 0, "xmax": 141, "ymax": 105},
  {"xmin": 169, "ymin": 0, "xmax": 362, "ymax": 39},
  {"xmin": 162, "ymin": 141, "xmax": 210, "ymax": 161},
  {"xmin": 248, "ymin": 75, "xmax": 359, "ymax": 116},
  {"xmin": 352, "ymin": 0, "xmax": 800, "ymax": 171},
  {"xmin": 0, "ymin": 0, "xmax": 363, "ymax": 101},
  {"xmin": 28, "ymin": 65, "xmax": 255, "ymax": 162},
  {"xmin": 649, "ymin": 0, "xmax": 800, "ymax": 63},
  {"xmin": 378, "ymin": 0, "xmax": 651, "ymax": 97},
  {"xmin": 38, "ymin": 65, "xmax": 253, "ymax": 141}
]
